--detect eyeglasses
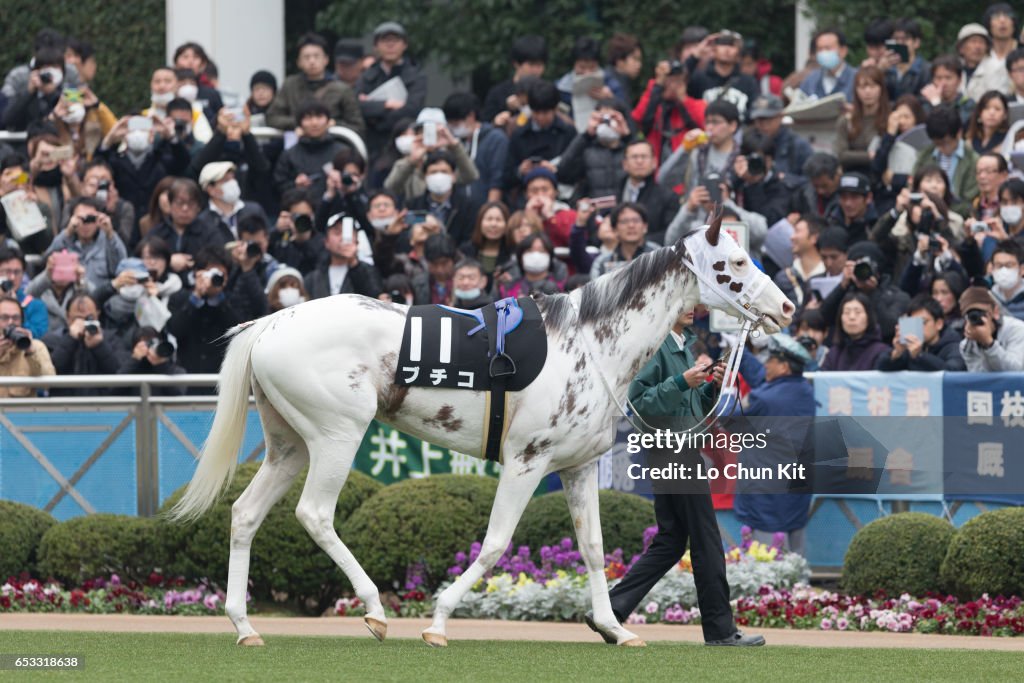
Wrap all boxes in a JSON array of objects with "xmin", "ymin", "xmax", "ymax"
[
  {"xmin": 0, "ymin": 314, "xmax": 23, "ymax": 324},
  {"xmin": 0, "ymin": 269, "xmax": 23, "ymax": 278}
]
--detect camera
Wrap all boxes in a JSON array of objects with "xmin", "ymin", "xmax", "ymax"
[
  {"xmin": 971, "ymin": 221, "xmax": 988, "ymax": 235},
  {"xmin": 389, "ymin": 290, "xmax": 407, "ymax": 305},
  {"xmin": 853, "ymin": 258, "xmax": 875, "ymax": 282},
  {"xmin": 148, "ymin": 337, "xmax": 174, "ymax": 358},
  {"xmin": 244, "ymin": 241, "xmax": 262, "ymax": 259},
  {"xmin": 291, "ymin": 213, "xmax": 313, "ymax": 233},
  {"xmin": 40, "ymin": 71, "xmax": 53, "ymax": 85},
  {"xmin": 966, "ymin": 309, "xmax": 987, "ymax": 326},
  {"xmin": 96, "ymin": 179, "xmax": 110, "ymax": 203},
  {"xmin": 135, "ymin": 272, "xmax": 150, "ymax": 284},
  {"xmin": 0, "ymin": 278, "xmax": 13, "ymax": 293},
  {"xmin": 82, "ymin": 214, "xmax": 98, "ymax": 224},
  {"xmin": 3, "ymin": 324, "xmax": 31, "ymax": 350},
  {"xmin": 208, "ymin": 268, "xmax": 225, "ymax": 288},
  {"xmin": 341, "ymin": 172, "xmax": 355, "ymax": 187},
  {"xmin": 795, "ymin": 335, "xmax": 819, "ymax": 352},
  {"xmin": 746, "ymin": 153, "xmax": 765, "ymax": 176},
  {"xmin": 528, "ymin": 155, "xmax": 543, "ymax": 164},
  {"xmin": 174, "ymin": 119, "xmax": 188, "ymax": 135},
  {"xmin": 83, "ymin": 318, "xmax": 101, "ymax": 336},
  {"xmin": 600, "ymin": 114, "xmax": 612, "ymax": 125},
  {"xmin": 909, "ymin": 192, "xmax": 923, "ymax": 204}
]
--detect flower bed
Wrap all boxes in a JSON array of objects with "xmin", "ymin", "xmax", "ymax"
[{"xmin": 0, "ymin": 574, "xmax": 243, "ymax": 615}]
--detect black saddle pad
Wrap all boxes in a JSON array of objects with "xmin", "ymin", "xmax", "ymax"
[{"xmin": 395, "ymin": 296, "xmax": 547, "ymax": 391}]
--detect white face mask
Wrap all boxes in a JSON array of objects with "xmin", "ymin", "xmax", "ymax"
[
  {"xmin": 522, "ymin": 251, "xmax": 550, "ymax": 274},
  {"xmin": 370, "ymin": 217, "xmax": 394, "ymax": 231},
  {"xmin": 119, "ymin": 284, "xmax": 145, "ymax": 301},
  {"xmin": 126, "ymin": 130, "xmax": 151, "ymax": 153},
  {"xmin": 595, "ymin": 122, "xmax": 620, "ymax": 143},
  {"xmin": 395, "ymin": 135, "xmax": 414, "ymax": 156},
  {"xmin": 177, "ymin": 84, "xmax": 198, "ymax": 102},
  {"xmin": 425, "ymin": 172, "xmax": 453, "ymax": 195},
  {"xmin": 449, "ymin": 123, "xmax": 471, "ymax": 139},
  {"xmin": 993, "ymin": 266, "xmax": 1021, "ymax": 290},
  {"xmin": 151, "ymin": 91, "xmax": 174, "ymax": 106},
  {"xmin": 277, "ymin": 287, "xmax": 305, "ymax": 308},
  {"xmin": 455, "ymin": 287, "xmax": 481, "ymax": 300},
  {"xmin": 218, "ymin": 179, "xmax": 241, "ymax": 204},
  {"xmin": 62, "ymin": 103, "xmax": 86, "ymax": 125},
  {"xmin": 1000, "ymin": 205, "xmax": 1022, "ymax": 226}
]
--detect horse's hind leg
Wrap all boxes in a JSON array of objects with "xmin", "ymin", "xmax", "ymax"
[
  {"xmin": 294, "ymin": 434, "xmax": 387, "ymax": 641},
  {"xmin": 227, "ymin": 383, "xmax": 309, "ymax": 645}
]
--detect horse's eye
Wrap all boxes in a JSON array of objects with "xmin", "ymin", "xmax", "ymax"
[{"xmin": 736, "ymin": 260, "xmax": 746, "ymax": 267}]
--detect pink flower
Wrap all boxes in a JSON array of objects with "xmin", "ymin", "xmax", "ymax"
[
  {"xmin": 203, "ymin": 594, "xmax": 221, "ymax": 610},
  {"xmin": 645, "ymin": 601, "xmax": 659, "ymax": 614},
  {"xmin": 836, "ymin": 618, "xmax": 849, "ymax": 631},
  {"xmin": 626, "ymin": 613, "xmax": 647, "ymax": 625},
  {"xmin": 820, "ymin": 618, "xmax": 833, "ymax": 630}
]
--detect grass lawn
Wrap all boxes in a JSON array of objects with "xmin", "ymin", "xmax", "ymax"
[{"xmin": 3, "ymin": 631, "xmax": 1023, "ymax": 682}]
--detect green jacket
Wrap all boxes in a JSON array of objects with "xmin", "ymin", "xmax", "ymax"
[
  {"xmin": 628, "ymin": 329, "xmax": 716, "ymax": 421},
  {"xmin": 266, "ymin": 74, "xmax": 365, "ymax": 135},
  {"xmin": 912, "ymin": 141, "xmax": 978, "ymax": 217}
]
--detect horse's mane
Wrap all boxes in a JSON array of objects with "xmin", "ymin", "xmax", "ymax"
[{"xmin": 538, "ymin": 241, "xmax": 691, "ymax": 336}]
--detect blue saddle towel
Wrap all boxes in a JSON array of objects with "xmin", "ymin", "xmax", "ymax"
[{"xmin": 395, "ymin": 296, "xmax": 547, "ymax": 391}]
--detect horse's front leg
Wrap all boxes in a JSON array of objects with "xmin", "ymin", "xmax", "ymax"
[
  {"xmin": 561, "ymin": 461, "xmax": 645, "ymax": 646},
  {"xmin": 422, "ymin": 454, "xmax": 548, "ymax": 647}
]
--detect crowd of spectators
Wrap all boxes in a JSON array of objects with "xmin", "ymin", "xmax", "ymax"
[{"xmin": 1, "ymin": 8, "xmax": 1024, "ymax": 396}]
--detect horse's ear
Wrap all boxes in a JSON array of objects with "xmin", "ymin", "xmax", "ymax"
[{"xmin": 705, "ymin": 204, "xmax": 723, "ymax": 246}]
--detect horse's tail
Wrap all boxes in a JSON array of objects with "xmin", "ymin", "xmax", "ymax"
[{"xmin": 167, "ymin": 315, "xmax": 274, "ymax": 523}]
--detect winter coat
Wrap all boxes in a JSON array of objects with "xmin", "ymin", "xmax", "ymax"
[
  {"xmin": 273, "ymin": 135, "xmax": 345, "ymax": 199},
  {"xmin": 959, "ymin": 314, "xmax": 1024, "ymax": 372},
  {"xmin": 820, "ymin": 328, "xmax": 890, "ymax": 371},
  {"xmin": 0, "ymin": 339, "xmax": 54, "ymax": 397},
  {"xmin": 877, "ymin": 324, "xmax": 967, "ymax": 371},
  {"xmin": 266, "ymin": 74, "xmax": 364, "ymax": 134},
  {"xmin": 628, "ymin": 329, "xmax": 715, "ymax": 421},
  {"xmin": 557, "ymin": 133, "xmax": 626, "ymax": 200}
]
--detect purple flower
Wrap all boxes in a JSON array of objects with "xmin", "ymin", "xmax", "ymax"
[
  {"xmin": 772, "ymin": 532, "xmax": 787, "ymax": 549},
  {"xmin": 454, "ymin": 551, "xmax": 467, "ymax": 565},
  {"xmin": 109, "ymin": 574, "xmax": 121, "ymax": 586},
  {"xmin": 560, "ymin": 537, "xmax": 573, "ymax": 551},
  {"xmin": 836, "ymin": 618, "xmax": 849, "ymax": 631},
  {"xmin": 203, "ymin": 594, "xmax": 221, "ymax": 610}
]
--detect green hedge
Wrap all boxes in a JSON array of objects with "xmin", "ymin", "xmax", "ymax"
[
  {"xmin": 0, "ymin": 1, "xmax": 165, "ymax": 117},
  {"xmin": 514, "ymin": 490, "xmax": 656, "ymax": 560},
  {"xmin": 841, "ymin": 513, "xmax": 954, "ymax": 597},
  {"xmin": 158, "ymin": 463, "xmax": 382, "ymax": 614},
  {"xmin": 36, "ymin": 514, "xmax": 158, "ymax": 584},
  {"xmin": 344, "ymin": 475, "xmax": 498, "ymax": 590},
  {"xmin": 0, "ymin": 500, "xmax": 56, "ymax": 579},
  {"xmin": 941, "ymin": 507, "xmax": 1024, "ymax": 600}
]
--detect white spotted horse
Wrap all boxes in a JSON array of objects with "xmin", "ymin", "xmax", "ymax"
[{"xmin": 170, "ymin": 210, "xmax": 795, "ymax": 647}]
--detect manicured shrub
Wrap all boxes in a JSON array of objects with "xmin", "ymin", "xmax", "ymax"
[
  {"xmin": 158, "ymin": 463, "xmax": 382, "ymax": 614},
  {"xmin": 514, "ymin": 490, "xmax": 656, "ymax": 560},
  {"xmin": 37, "ymin": 514, "xmax": 158, "ymax": 584},
  {"xmin": 842, "ymin": 512, "xmax": 954, "ymax": 597},
  {"xmin": 941, "ymin": 507, "xmax": 1024, "ymax": 600},
  {"xmin": 344, "ymin": 475, "xmax": 498, "ymax": 590},
  {"xmin": 0, "ymin": 500, "xmax": 56, "ymax": 579}
]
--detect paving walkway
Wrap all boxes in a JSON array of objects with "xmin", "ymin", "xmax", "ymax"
[{"xmin": 2, "ymin": 614, "xmax": 1020, "ymax": 651}]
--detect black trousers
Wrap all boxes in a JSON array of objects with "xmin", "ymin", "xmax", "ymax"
[{"xmin": 608, "ymin": 465, "xmax": 736, "ymax": 641}]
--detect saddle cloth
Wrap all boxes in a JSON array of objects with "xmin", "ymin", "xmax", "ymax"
[{"xmin": 394, "ymin": 296, "xmax": 547, "ymax": 391}]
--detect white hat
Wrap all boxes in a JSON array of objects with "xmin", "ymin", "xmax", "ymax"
[
  {"xmin": 198, "ymin": 161, "xmax": 236, "ymax": 190},
  {"xmin": 957, "ymin": 23, "xmax": 992, "ymax": 49},
  {"xmin": 415, "ymin": 107, "xmax": 446, "ymax": 126},
  {"xmin": 265, "ymin": 266, "xmax": 304, "ymax": 294}
]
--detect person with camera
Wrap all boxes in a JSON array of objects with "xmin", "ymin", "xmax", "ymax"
[
  {"xmin": 272, "ymin": 100, "xmax": 348, "ymax": 201},
  {"xmin": 826, "ymin": 173, "xmax": 879, "ymax": 245},
  {"xmin": 65, "ymin": 161, "xmax": 135, "ymax": 249},
  {"xmin": 45, "ymin": 197, "xmax": 127, "ymax": 290},
  {"xmin": 43, "ymin": 293, "xmax": 123, "ymax": 395},
  {"xmin": 268, "ymin": 189, "xmax": 324, "ymax": 276},
  {"xmin": 632, "ymin": 59, "xmax": 706, "ymax": 167},
  {"xmin": 197, "ymin": 161, "xmax": 268, "ymax": 243},
  {"xmin": 383, "ymin": 108, "xmax": 479, "ymax": 203},
  {"xmin": 98, "ymin": 237, "xmax": 182, "ymax": 352},
  {"xmin": 116, "ymin": 326, "xmax": 186, "ymax": 396},
  {"xmin": 0, "ymin": 246, "xmax": 48, "ymax": 338},
  {"xmin": 819, "ymin": 241, "xmax": 910, "ymax": 343},
  {"xmin": 315, "ymin": 148, "xmax": 377, "ymax": 268},
  {"xmin": 958, "ymin": 285, "xmax": 1024, "ymax": 371},
  {"xmin": 167, "ymin": 246, "xmax": 245, "ymax": 377},
  {"xmin": 879, "ymin": 295, "xmax": 967, "ymax": 371},
  {"xmin": 0, "ymin": 295, "xmax": 54, "ymax": 397},
  {"xmin": 48, "ymin": 85, "xmax": 116, "ymax": 163},
  {"xmin": 166, "ymin": 96, "xmax": 206, "ymax": 158},
  {"xmin": 731, "ymin": 134, "xmax": 794, "ymax": 227},
  {"xmin": 2, "ymin": 47, "xmax": 65, "ymax": 132},
  {"xmin": 557, "ymin": 104, "xmax": 633, "ymax": 202},
  {"xmin": 910, "ymin": 105, "xmax": 979, "ymax": 217},
  {"xmin": 303, "ymin": 212, "xmax": 383, "ymax": 300}
]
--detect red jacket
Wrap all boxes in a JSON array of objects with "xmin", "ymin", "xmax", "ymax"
[{"xmin": 632, "ymin": 79, "xmax": 707, "ymax": 165}]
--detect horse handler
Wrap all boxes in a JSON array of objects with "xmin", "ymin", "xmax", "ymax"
[{"xmin": 587, "ymin": 308, "xmax": 765, "ymax": 646}]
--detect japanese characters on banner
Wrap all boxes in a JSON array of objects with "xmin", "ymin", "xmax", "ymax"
[
  {"xmin": 942, "ymin": 373, "xmax": 1024, "ymax": 504},
  {"xmin": 354, "ymin": 420, "xmax": 502, "ymax": 484},
  {"xmin": 813, "ymin": 371, "xmax": 944, "ymax": 498}
]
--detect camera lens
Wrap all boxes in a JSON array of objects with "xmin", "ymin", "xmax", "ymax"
[
  {"xmin": 245, "ymin": 241, "xmax": 262, "ymax": 259},
  {"xmin": 40, "ymin": 72, "xmax": 53, "ymax": 85},
  {"xmin": 853, "ymin": 262, "xmax": 873, "ymax": 281},
  {"xmin": 210, "ymin": 272, "xmax": 225, "ymax": 287},
  {"xmin": 0, "ymin": 279, "xmax": 12, "ymax": 293},
  {"xmin": 966, "ymin": 309, "xmax": 986, "ymax": 326},
  {"xmin": 292, "ymin": 213, "xmax": 313, "ymax": 233},
  {"xmin": 341, "ymin": 172, "xmax": 355, "ymax": 186},
  {"xmin": 82, "ymin": 215, "xmax": 98, "ymax": 224}
]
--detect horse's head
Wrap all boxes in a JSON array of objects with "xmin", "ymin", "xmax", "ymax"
[{"xmin": 681, "ymin": 208, "xmax": 794, "ymax": 334}]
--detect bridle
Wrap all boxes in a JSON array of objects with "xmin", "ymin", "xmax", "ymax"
[{"xmin": 568, "ymin": 230, "xmax": 772, "ymax": 436}]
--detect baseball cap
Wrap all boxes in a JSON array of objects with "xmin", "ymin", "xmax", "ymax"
[
  {"xmin": 750, "ymin": 94, "xmax": 784, "ymax": 119},
  {"xmin": 714, "ymin": 29, "xmax": 743, "ymax": 45},
  {"xmin": 523, "ymin": 166, "xmax": 557, "ymax": 188},
  {"xmin": 959, "ymin": 286, "xmax": 997, "ymax": 313},
  {"xmin": 198, "ymin": 161, "xmax": 236, "ymax": 190},
  {"xmin": 373, "ymin": 21, "xmax": 407, "ymax": 42},
  {"xmin": 415, "ymin": 107, "xmax": 447, "ymax": 127},
  {"xmin": 265, "ymin": 266, "xmax": 304, "ymax": 294},
  {"xmin": 838, "ymin": 172, "xmax": 871, "ymax": 195},
  {"xmin": 767, "ymin": 334, "xmax": 812, "ymax": 369},
  {"xmin": 957, "ymin": 23, "xmax": 992, "ymax": 49},
  {"xmin": 334, "ymin": 39, "xmax": 364, "ymax": 64}
]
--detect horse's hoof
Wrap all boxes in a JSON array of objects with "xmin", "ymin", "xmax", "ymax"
[
  {"xmin": 364, "ymin": 616, "xmax": 387, "ymax": 642},
  {"xmin": 238, "ymin": 634, "xmax": 265, "ymax": 647},
  {"xmin": 620, "ymin": 638, "xmax": 647, "ymax": 647},
  {"xmin": 422, "ymin": 630, "xmax": 448, "ymax": 648}
]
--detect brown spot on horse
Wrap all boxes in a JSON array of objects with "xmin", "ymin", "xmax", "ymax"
[{"xmin": 424, "ymin": 404, "xmax": 464, "ymax": 432}]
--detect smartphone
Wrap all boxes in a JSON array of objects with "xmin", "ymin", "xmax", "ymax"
[
  {"xmin": 590, "ymin": 195, "xmax": 618, "ymax": 210},
  {"xmin": 703, "ymin": 173, "xmax": 723, "ymax": 204},
  {"xmin": 52, "ymin": 250, "xmax": 79, "ymax": 285},
  {"xmin": 422, "ymin": 121, "xmax": 437, "ymax": 147},
  {"xmin": 898, "ymin": 315, "xmax": 924, "ymax": 344},
  {"xmin": 885, "ymin": 40, "xmax": 910, "ymax": 63},
  {"xmin": 341, "ymin": 216, "xmax": 354, "ymax": 243},
  {"xmin": 226, "ymin": 107, "xmax": 245, "ymax": 122},
  {"xmin": 406, "ymin": 210, "xmax": 429, "ymax": 225},
  {"xmin": 128, "ymin": 116, "xmax": 153, "ymax": 132},
  {"xmin": 50, "ymin": 145, "xmax": 74, "ymax": 162}
]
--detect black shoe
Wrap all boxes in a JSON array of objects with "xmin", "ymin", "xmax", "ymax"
[
  {"xmin": 584, "ymin": 611, "xmax": 617, "ymax": 645},
  {"xmin": 705, "ymin": 630, "xmax": 766, "ymax": 647}
]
